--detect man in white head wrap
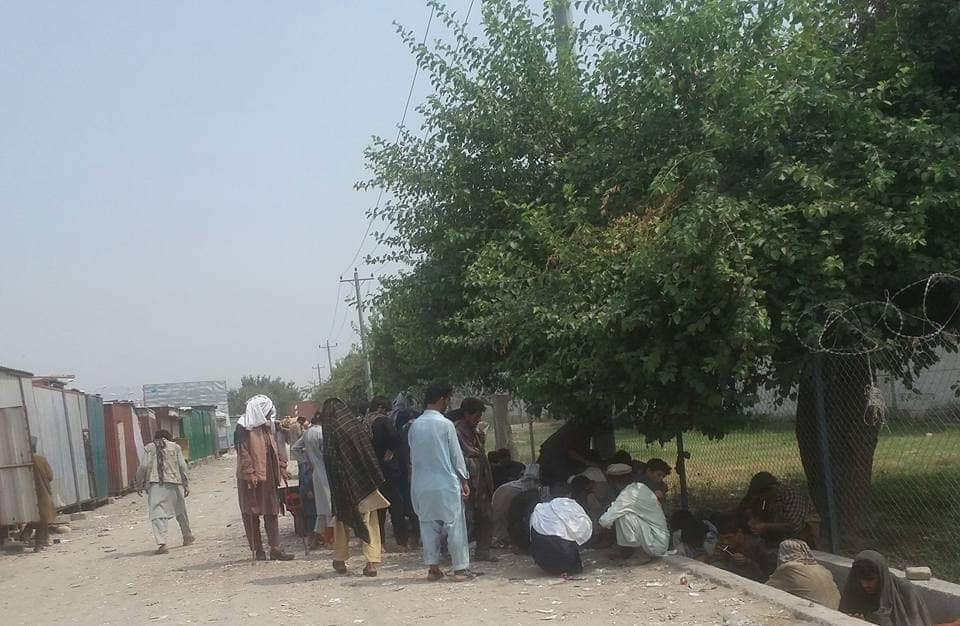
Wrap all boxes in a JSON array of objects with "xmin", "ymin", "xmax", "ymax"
[
  {"xmin": 529, "ymin": 497, "xmax": 593, "ymax": 576},
  {"xmin": 236, "ymin": 395, "xmax": 294, "ymax": 561}
]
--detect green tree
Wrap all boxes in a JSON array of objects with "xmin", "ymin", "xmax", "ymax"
[
  {"xmin": 228, "ymin": 375, "xmax": 302, "ymax": 417},
  {"xmin": 310, "ymin": 350, "xmax": 370, "ymax": 416},
  {"xmin": 365, "ymin": 0, "xmax": 960, "ymax": 534}
]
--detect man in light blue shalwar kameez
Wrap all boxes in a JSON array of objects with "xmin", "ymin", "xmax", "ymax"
[{"xmin": 409, "ymin": 383, "xmax": 473, "ymax": 582}]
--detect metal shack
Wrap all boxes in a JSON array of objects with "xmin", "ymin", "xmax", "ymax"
[
  {"xmin": 149, "ymin": 406, "xmax": 181, "ymax": 438},
  {"xmin": 180, "ymin": 405, "xmax": 217, "ymax": 461},
  {"xmin": 103, "ymin": 401, "xmax": 144, "ymax": 494},
  {"xmin": 215, "ymin": 412, "xmax": 231, "ymax": 453},
  {"xmin": 134, "ymin": 407, "xmax": 157, "ymax": 443},
  {"xmin": 29, "ymin": 382, "xmax": 94, "ymax": 508},
  {"xmin": 85, "ymin": 395, "xmax": 109, "ymax": 500},
  {"xmin": 0, "ymin": 366, "xmax": 40, "ymax": 526}
]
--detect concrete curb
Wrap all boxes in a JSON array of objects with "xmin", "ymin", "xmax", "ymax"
[{"xmin": 663, "ymin": 555, "xmax": 865, "ymax": 626}]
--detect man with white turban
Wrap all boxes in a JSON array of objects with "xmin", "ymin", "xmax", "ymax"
[{"xmin": 236, "ymin": 395, "xmax": 294, "ymax": 561}]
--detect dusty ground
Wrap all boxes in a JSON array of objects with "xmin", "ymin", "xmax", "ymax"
[{"xmin": 1, "ymin": 454, "xmax": 812, "ymax": 626}]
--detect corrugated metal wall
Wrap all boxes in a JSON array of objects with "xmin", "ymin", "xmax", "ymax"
[
  {"xmin": 181, "ymin": 406, "xmax": 217, "ymax": 460},
  {"xmin": 63, "ymin": 390, "xmax": 92, "ymax": 504},
  {"xmin": 0, "ymin": 369, "xmax": 40, "ymax": 525},
  {"xmin": 86, "ymin": 395, "xmax": 108, "ymax": 499},
  {"xmin": 103, "ymin": 402, "xmax": 143, "ymax": 495},
  {"xmin": 30, "ymin": 385, "xmax": 81, "ymax": 508}
]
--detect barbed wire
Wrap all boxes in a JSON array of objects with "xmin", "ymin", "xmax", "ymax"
[{"xmin": 797, "ymin": 271, "xmax": 960, "ymax": 357}]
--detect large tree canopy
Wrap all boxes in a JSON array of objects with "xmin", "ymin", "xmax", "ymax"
[
  {"xmin": 365, "ymin": 0, "xmax": 960, "ymax": 442},
  {"xmin": 228, "ymin": 375, "xmax": 303, "ymax": 417}
]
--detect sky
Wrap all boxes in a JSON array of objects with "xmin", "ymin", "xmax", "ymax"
[{"xmin": 0, "ymin": 1, "xmax": 478, "ymax": 399}]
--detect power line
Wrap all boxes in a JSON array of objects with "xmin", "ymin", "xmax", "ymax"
[
  {"xmin": 365, "ymin": 0, "xmax": 477, "ymax": 264},
  {"xmin": 341, "ymin": 3, "xmax": 438, "ymax": 276},
  {"xmin": 326, "ymin": 281, "xmax": 343, "ymax": 341}
]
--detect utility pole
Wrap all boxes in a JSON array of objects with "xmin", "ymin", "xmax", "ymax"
[
  {"xmin": 313, "ymin": 363, "xmax": 324, "ymax": 386},
  {"xmin": 552, "ymin": 0, "xmax": 574, "ymax": 87},
  {"xmin": 340, "ymin": 268, "xmax": 375, "ymax": 399},
  {"xmin": 318, "ymin": 340, "xmax": 338, "ymax": 374}
]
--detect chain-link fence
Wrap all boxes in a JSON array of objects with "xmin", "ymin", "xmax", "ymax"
[{"xmin": 510, "ymin": 346, "xmax": 960, "ymax": 583}]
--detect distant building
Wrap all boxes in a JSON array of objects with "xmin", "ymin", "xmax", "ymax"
[{"xmin": 142, "ymin": 380, "xmax": 228, "ymax": 418}]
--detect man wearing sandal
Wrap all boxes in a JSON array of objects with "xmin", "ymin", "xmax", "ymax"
[
  {"xmin": 409, "ymin": 383, "xmax": 475, "ymax": 582},
  {"xmin": 320, "ymin": 397, "xmax": 388, "ymax": 577}
]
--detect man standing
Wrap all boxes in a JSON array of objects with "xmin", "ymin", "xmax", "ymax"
[
  {"xmin": 290, "ymin": 412, "xmax": 334, "ymax": 547},
  {"xmin": 20, "ymin": 437, "xmax": 54, "ymax": 552},
  {"xmin": 409, "ymin": 383, "xmax": 473, "ymax": 582},
  {"xmin": 454, "ymin": 397, "xmax": 498, "ymax": 562},
  {"xmin": 370, "ymin": 401, "xmax": 410, "ymax": 551},
  {"xmin": 135, "ymin": 429, "xmax": 194, "ymax": 554},
  {"xmin": 236, "ymin": 395, "xmax": 294, "ymax": 561},
  {"xmin": 321, "ymin": 397, "xmax": 388, "ymax": 577}
]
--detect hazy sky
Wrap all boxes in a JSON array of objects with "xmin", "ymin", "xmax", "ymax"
[{"xmin": 0, "ymin": 1, "xmax": 476, "ymax": 398}]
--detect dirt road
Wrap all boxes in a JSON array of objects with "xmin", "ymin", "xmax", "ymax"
[{"xmin": 0, "ymin": 454, "xmax": 810, "ymax": 625}]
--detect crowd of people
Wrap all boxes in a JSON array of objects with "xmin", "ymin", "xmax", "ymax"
[{"xmin": 127, "ymin": 384, "xmax": 948, "ymax": 626}]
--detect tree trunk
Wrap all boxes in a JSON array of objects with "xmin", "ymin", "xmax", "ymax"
[
  {"xmin": 796, "ymin": 353, "xmax": 880, "ymax": 546},
  {"xmin": 491, "ymin": 394, "xmax": 516, "ymax": 456}
]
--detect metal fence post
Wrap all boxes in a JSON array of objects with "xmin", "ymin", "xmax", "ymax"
[
  {"xmin": 676, "ymin": 430, "xmax": 690, "ymax": 510},
  {"xmin": 812, "ymin": 353, "xmax": 840, "ymax": 553}
]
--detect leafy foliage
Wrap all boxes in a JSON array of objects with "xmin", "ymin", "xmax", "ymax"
[
  {"xmin": 227, "ymin": 375, "xmax": 302, "ymax": 417},
  {"xmin": 310, "ymin": 350, "xmax": 370, "ymax": 415},
  {"xmin": 365, "ymin": 0, "xmax": 960, "ymax": 441}
]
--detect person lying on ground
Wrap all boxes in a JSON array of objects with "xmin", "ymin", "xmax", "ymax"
[
  {"xmin": 491, "ymin": 463, "xmax": 541, "ymax": 548},
  {"xmin": 135, "ymin": 429, "xmax": 194, "ymax": 555},
  {"xmin": 711, "ymin": 510, "xmax": 776, "ymax": 582},
  {"xmin": 598, "ymin": 473, "xmax": 670, "ymax": 563},
  {"xmin": 766, "ymin": 539, "xmax": 840, "ymax": 610},
  {"xmin": 839, "ymin": 550, "xmax": 932, "ymax": 626},
  {"xmin": 492, "ymin": 448, "xmax": 526, "ymax": 489},
  {"xmin": 739, "ymin": 471, "xmax": 819, "ymax": 548},
  {"xmin": 529, "ymin": 497, "xmax": 593, "ymax": 577},
  {"xmin": 669, "ymin": 509, "xmax": 717, "ymax": 562}
]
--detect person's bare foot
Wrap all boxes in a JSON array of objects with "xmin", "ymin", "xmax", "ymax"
[
  {"xmin": 182, "ymin": 535, "xmax": 196, "ymax": 547},
  {"xmin": 363, "ymin": 563, "xmax": 378, "ymax": 577},
  {"xmin": 155, "ymin": 544, "xmax": 169, "ymax": 555},
  {"xmin": 333, "ymin": 560, "xmax": 348, "ymax": 574},
  {"xmin": 427, "ymin": 566, "xmax": 444, "ymax": 581}
]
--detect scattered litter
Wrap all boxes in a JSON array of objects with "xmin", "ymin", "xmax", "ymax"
[
  {"xmin": 644, "ymin": 581, "xmax": 664, "ymax": 587},
  {"xmin": 535, "ymin": 609, "xmax": 554, "ymax": 614},
  {"xmin": 688, "ymin": 592, "xmax": 700, "ymax": 597},
  {"xmin": 329, "ymin": 598, "xmax": 342, "ymax": 605},
  {"xmin": 149, "ymin": 616, "xmax": 168, "ymax": 621},
  {"xmin": 392, "ymin": 586, "xmax": 406, "ymax": 592},
  {"xmin": 540, "ymin": 616, "xmax": 558, "ymax": 621}
]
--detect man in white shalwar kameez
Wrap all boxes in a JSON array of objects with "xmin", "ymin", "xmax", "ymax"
[
  {"xmin": 290, "ymin": 413, "xmax": 334, "ymax": 537},
  {"xmin": 599, "ymin": 481, "xmax": 670, "ymax": 561},
  {"xmin": 409, "ymin": 383, "xmax": 473, "ymax": 582}
]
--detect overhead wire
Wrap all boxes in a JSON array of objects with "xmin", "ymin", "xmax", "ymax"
[
  {"xmin": 365, "ymin": 0, "xmax": 478, "ymax": 264},
  {"xmin": 340, "ymin": 3, "xmax": 438, "ymax": 276}
]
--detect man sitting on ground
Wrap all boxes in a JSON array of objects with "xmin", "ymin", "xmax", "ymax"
[
  {"xmin": 529, "ymin": 497, "xmax": 593, "ymax": 577},
  {"xmin": 767, "ymin": 539, "xmax": 840, "ymax": 610},
  {"xmin": 711, "ymin": 510, "xmax": 777, "ymax": 582},
  {"xmin": 599, "ymin": 468, "xmax": 670, "ymax": 562},
  {"xmin": 739, "ymin": 471, "xmax": 820, "ymax": 548}
]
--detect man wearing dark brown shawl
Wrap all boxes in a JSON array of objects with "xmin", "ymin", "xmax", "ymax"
[
  {"xmin": 320, "ymin": 397, "xmax": 388, "ymax": 577},
  {"xmin": 454, "ymin": 397, "xmax": 498, "ymax": 562}
]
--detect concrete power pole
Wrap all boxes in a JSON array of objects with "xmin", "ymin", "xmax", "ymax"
[
  {"xmin": 340, "ymin": 268, "xmax": 375, "ymax": 400},
  {"xmin": 319, "ymin": 341, "xmax": 338, "ymax": 374},
  {"xmin": 552, "ymin": 0, "xmax": 574, "ymax": 85}
]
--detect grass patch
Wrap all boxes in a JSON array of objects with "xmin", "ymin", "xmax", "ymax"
[{"xmin": 510, "ymin": 421, "xmax": 960, "ymax": 582}]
